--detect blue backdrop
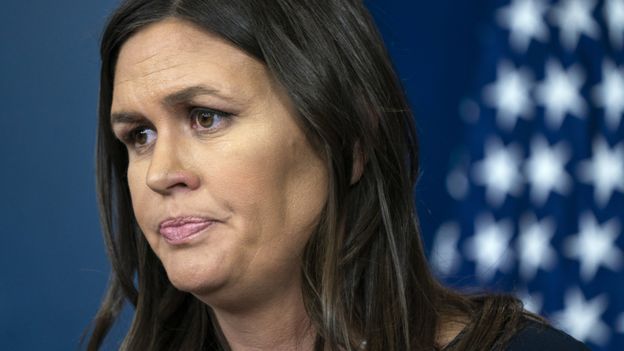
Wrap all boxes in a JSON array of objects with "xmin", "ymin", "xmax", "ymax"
[{"xmin": 1, "ymin": 1, "xmax": 621, "ymax": 350}]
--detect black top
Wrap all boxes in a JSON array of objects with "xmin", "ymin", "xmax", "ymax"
[
  {"xmin": 505, "ymin": 320, "xmax": 590, "ymax": 351},
  {"xmin": 443, "ymin": 319, "xmax": 590, "ymax": 350}
]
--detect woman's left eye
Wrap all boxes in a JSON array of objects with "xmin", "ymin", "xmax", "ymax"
[{"xmin": 190, "ymin": 107, "xmax": 231, "ymax": 131}]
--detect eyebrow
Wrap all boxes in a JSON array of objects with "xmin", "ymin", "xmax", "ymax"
[
  {"xmin": 110, "ymin": 85, "xmax": 235, "ymax": 125},
  {"xmin": 163, "ymin": 85, "xmax": 230, "ymax": 107},
  {"xmin": 110, "ymin": 111, "xmax": 142, "ymax": 125}
]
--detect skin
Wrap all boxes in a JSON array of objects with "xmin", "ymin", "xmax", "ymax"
[{"xmin": 111, "ymin": 19, "xmax": 325, "ymax": 350}]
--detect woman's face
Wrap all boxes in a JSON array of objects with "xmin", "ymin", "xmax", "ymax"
[{"xmin": 110, "ymin": 19, "xmax": 328, "ymax": 307}]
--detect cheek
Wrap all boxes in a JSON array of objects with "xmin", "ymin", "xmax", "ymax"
[
  {"xmin": 209, "ymin": 128, "xmax": 327, "ymax": 248},
  {"xmin": 126, "ymin": 163, "xmax": 142, "ymax": 210},
  {"xmin": 125, "ymin": 161, "xmax": 153, "ymax": 231},
  {"xmin": 208, "ymin": 141, "xmax": 293, "ymax": 229}
]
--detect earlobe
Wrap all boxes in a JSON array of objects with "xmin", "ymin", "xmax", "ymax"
[{"xmin": 350, "ymin": 141, "xmax": 365, "ymax": 185}]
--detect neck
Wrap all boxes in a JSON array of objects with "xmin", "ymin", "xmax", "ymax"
[{"xmin": 209, "ymin": 287, "xmax": 316, "ymax": 351}]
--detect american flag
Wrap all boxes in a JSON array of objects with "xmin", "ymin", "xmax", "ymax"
[{"xmin": 426, "ymin": 1, "xmax": 624, "ymax": 350}]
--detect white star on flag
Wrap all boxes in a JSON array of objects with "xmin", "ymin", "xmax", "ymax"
[
  {"xmin": 446, "ymin": 167, "xmax": 469, "ymax": 201},
  {"xmin": 552, "ymin": 288, "xmax": 610, "ymax": 345},
  {"xmin": 483, "ymin": 61, "xmax": 534, "ymax": 131},
  {"xmin": 472, "ymin": 137, "xmax": 524, "ymax": 207},
  {"xmin": 605, "ymin": 0, "xmax": 624, "ymax": 49},
  {"xmin": 564, "ymin": 212, "xmax": 622, "ymax": 282},
  {"xmin": 524, "ymin": 136, "xmax": 572, "ymax": 205},
  {"xmin": 516, "ymin": 288, "xmax": 544, "ymax": 314},
  {"xmin": 535, "ymin": 60, "xmax": 586, "ymax": 129},
  {"xmin": 497, "ymin": 0, "xmax": 550, "ymax": 53},
  {"xmin": 464, "ymin": 214, "xmax": 514, "ymax": 282},
  {"xmin": 517, "ymin": 213, "xmax": 557, "ymax": 280},
  {"xmin": 549, "ymin": 0, "xmax": 600, "ymax": 51},
  {"xmin": 592, "ymin": 60, "xmax": 624, "ymax": 131},
  {"xmin": 431, "ymin": 222, "xmax": 462, "ymax": 276},
  {"xmin": 577, "ymin": 138, "xmax": 624, "ymax": 207}
]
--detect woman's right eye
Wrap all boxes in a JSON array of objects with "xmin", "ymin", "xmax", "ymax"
[{"xmin": 125, "ymin": 127, "xmax": 157, "ymax": 150}]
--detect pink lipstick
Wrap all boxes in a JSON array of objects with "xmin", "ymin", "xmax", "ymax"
[{"xmin": 159, "ymin": 217, "xmax": 215, "ymax": 245}]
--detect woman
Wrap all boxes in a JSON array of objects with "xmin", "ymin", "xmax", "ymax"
[{"xmin": 86, "ymin": 0, "xmax": 588, "ymax": 350}]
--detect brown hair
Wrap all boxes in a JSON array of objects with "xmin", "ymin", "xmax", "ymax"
[{"xmin": 86, "ymin": 0, "xmax": 531, "ymax": 350}]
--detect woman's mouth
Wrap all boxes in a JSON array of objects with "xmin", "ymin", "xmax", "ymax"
[{"xmin": 158, "ymin": 217, "xmax": 216, "ymax": 245}]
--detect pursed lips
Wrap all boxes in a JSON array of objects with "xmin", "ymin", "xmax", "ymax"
[{"xmin": 158, "ymin": 216, "xmax": 218, "ymax": 244}]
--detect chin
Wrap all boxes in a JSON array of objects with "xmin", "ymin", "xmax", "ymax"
[{"xmin": 162, "ymin": 258, "xmax": 228, "ymax": 297}]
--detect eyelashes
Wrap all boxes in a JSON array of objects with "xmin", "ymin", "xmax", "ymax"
[
  {"xmin": 190, "ymin": 107, "xmax": 232, "ymax": 131},
  {"xmin": 124, "ymin": 127, "xmax": 157, "ymax": 148},
  {"xmin": 118, "ymin": 107, "xmax": 233, "ymax": 152}
]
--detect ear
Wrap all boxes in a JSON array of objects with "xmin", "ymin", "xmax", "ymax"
[{"xmin": 350, "ymin": 141, "xmax": 365, "ymax": 185}]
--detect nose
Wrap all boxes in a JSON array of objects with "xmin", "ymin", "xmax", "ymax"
[{"xmin": 145, "ymin": 136, "xmax": 200, "ymax": 195}]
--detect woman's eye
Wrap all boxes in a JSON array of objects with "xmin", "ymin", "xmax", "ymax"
[
  {"xmin": 128, "ymin": 127, "xmax": 156, "ymax": 148},
  {"xmin": 190, "ymin": 108, "xmax": 230, "ymax": 131}
]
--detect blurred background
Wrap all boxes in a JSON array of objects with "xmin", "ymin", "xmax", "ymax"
[{"xmin": 1, "ymin": 0, "xmax": 622, "ymax": 350}]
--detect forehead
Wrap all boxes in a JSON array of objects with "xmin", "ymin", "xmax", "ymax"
[{"xmin": 112, "ymin": 18, "xmax": 266, "ymax": 106}]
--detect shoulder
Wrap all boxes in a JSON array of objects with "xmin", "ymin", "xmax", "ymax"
[{"xmin": 504, "ymin": 319, "xmax": 590, "ymax": 351}]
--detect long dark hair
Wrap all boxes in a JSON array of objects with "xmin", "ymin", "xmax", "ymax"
[{"xmin": 86, "ymin": 0, "xmax": 529, "ymax": 350}]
